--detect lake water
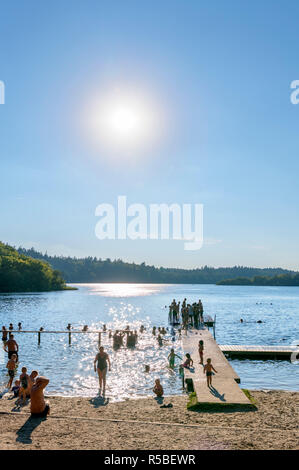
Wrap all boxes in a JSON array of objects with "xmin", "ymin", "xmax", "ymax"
[{"xmin": 0, "ymin": 284, "xmax": 298, "ymax": 401}]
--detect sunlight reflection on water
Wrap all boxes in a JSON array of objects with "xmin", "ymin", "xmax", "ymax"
[{"xmin": 0, "ymin": 283, "xmax": 298, "ymax": 400}]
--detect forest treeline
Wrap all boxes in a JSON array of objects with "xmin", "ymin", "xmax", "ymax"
[
  {"xmin": 217, "ymin": 273, "xmax": 299, "ymax": 286},
  {"xmin": 17, "ymin": 246, "xmax": 296, "ymax": 284},
  {"xmin": 0, "ymin": 242, "xmax": 67, "ymax": 292}
]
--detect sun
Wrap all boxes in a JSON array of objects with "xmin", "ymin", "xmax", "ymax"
[{"xmin": 86, "ymin": 88, "xmax": 163, "ymax": 154}]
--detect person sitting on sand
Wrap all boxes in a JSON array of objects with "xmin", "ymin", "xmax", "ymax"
[
  {"xmin": 12, "ymin": 379, "xmax": 20, "ymax": 398},
  {"xmin": 182, "ymin": 353, "xmax": 193, "ymax": 369},
  {"xmin": 30, "ymin": 376, "xmax": 50, "ymax": 418},
  {"xmin": 198, "ymin": 340, "xmax": 204, "ymax": 365},
  {"xmin": 19, "ymin": 367, "xmax": 30, "ymax": 404},
  {"xmin": 6, "ymin": 353, "xmax": 17, "ymax": 389},
  {"xmin": 94, "ymin": 346, "xmax": 111, "ymax": 395},
  {"xmin": 203, "ymin": 358, "xmax": 217, "ymax": 387},
  {"xmin": 153, "ymin": 378, "xmax": 163, "ymax": 398},
  {"xmin": 168, "ymin": 348, "xmax": 182, "ymax": 369}
]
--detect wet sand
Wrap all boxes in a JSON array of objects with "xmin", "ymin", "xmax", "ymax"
[{"xmin": 0, "ymin": 390, "xmax": 298, "ymax": 450}]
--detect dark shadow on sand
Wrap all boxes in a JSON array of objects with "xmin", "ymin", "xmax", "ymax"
[
  {"xmin": 16, "ymin": 416, "xmax": 46, "ymax": 444},
  {"xmin": 11, "ymin": 398, "xmax": 30, "ymax": 412},
  {"xmin": 89, "ymin": 395, "xmax": 110, "ymax": 408}
]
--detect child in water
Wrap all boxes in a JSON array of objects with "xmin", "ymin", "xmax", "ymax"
[
  {"xmin": 203, "ymin": 358, "xmax": 217, "ymax": 387},
  {"xmin": 198, "ymin": 340, "xmax": 204, "ymax": 365},
  {"xmin": 153, "ymin": 378, "xmax": 163, "ymax": 398},
  {"xmin": 6, "ymin": 353, "xmax": 17, "ymax": 389},
  {"xmin": 183, "ymin": 353, "xmax": 193, "ymax": 369},
  {"xmin": 168, "ymin": 349, "xmax": 182, "ymax": 369}
]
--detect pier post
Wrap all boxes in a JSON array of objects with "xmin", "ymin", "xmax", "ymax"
[{"xmin": 38, "ymin": 331, "xmax": 41, "ymax": 345}]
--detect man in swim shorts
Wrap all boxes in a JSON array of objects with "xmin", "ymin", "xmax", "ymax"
[
  {"xmin": 4, "ymin": 335, "xmax": 19, "ymax": 360},
  {"xmin": 30, "ymin": 376, "xmax": 50, "ymax": 418}
]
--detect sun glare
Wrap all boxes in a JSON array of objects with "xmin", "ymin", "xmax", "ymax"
[{"xmin": 86, "ymin": 88, "xmax": 163, "ymax": 155}]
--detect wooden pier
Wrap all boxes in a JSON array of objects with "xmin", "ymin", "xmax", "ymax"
[
  {"xmin": 220, "ymin": 344, "xmax": 299, "ymax": 360},
  {"xmin": 182, "ymin": 329, "xmax": 253, "ymax": 409}
]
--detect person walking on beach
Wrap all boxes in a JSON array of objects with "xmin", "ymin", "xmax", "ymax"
[
  {"xmin": 30, "ymin": 376, "xmax": 50, "ymax": 418},
  {"xmin": 94, "ymin": 346, "xmax": 111, "ymax": 395},
  {"xmin": 6, "ymin": 353, "xmax": 17, "ymax": 389},
  {"xmin": 4, "ymin": 334, "xmax": 19, "ymax": 360},
  {"xmin": 203, "ymin": 358, "xmax": 217, "ymax": 387}
]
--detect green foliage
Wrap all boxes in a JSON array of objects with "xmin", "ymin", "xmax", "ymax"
[
  {"xmin": 17, "ymin": 246, "xmax": 296, "ymax": 284},
  {"xmin": 217, "ymin": 273, "xmax": 299, "ymax": 286},
  {"xmin": 0, "ymin": 242, "xmax": 67, "ymax": 292}
]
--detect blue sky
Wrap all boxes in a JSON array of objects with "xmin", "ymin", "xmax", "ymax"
[{"xmin": 0, "ymin": 0, "xmax": 298, "ymax": 269}]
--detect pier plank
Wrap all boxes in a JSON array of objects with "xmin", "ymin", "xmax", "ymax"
[{"xmin": 182, "ymin": 329, "xmax": 251, "ymax": 407}]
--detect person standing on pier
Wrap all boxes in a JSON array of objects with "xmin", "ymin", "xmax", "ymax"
[
  {"xmin": 198, "ymin": 340, "xmax": 204, "ymax": 365},
  {"xmin": 203, "ymin": 358, "xmax": 217, "ymax": 387}
]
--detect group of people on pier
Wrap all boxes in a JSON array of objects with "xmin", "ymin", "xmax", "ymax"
[{"xmin": 169, "ymin": 298, "xmax": 204, "ymax": 329}]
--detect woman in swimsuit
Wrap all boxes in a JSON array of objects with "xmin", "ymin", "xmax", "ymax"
[
  {"xmin": 94, "ymin": 346, "xmax": 111, "ymax": 395},
  {"xmin": 198, "ymin": 340, "xmax": 204, "ymax": 365}
]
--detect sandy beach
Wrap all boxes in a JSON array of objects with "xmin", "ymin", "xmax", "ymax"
[{"xmin": 0, "ymin": 390, "xmax": 298, "ymax": 450}]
